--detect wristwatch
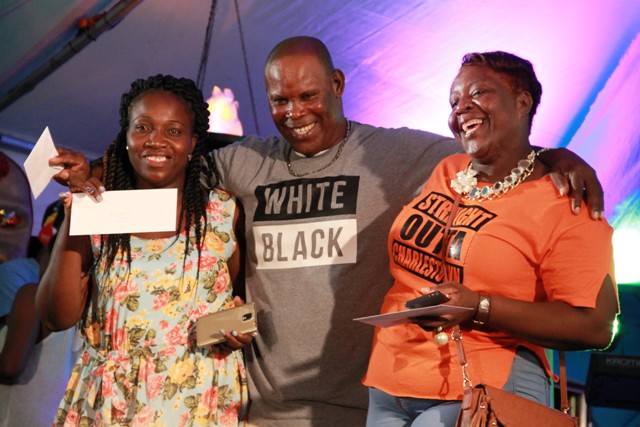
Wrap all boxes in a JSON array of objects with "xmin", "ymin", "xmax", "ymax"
[{"xmin": 473, "ymin": 294, "xmax": 491, "ymax": 325}]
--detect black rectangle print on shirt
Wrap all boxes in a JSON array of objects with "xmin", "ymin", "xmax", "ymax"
[{"xmin": 254, "ymin": 176, "xmax": 359, "ymax": 221}]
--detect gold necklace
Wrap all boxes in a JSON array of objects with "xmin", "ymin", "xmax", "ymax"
[
  {"xmin": 286, "ymin": 119, "xmax": 352, "ymax": 177},
  {"xmin": 450, "ymin": 150, "xmax": 536, "ymax": 201}
]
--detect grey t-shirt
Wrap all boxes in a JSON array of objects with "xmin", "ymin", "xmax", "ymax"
[{"xmin": 215, "ymin": 122, "xmax": 459, "ymax": 426}]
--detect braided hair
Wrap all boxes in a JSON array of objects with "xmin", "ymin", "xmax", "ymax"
[{"xmin": 95, "ymin": 74, "xmax": 210, "ymax": 281}]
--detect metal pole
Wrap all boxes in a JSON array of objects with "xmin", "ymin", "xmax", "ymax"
[{"xmin": 0, "ymin": 0, "xmax": 144, "ymax": 112}]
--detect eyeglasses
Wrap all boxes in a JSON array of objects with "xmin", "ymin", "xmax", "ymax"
[{"xmin": 0, "ymin": 209, "xmax": 22, "ymax": 228}]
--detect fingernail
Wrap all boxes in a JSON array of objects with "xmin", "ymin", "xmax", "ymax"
[
  {"xmin": 59, "ymin": 191, "xmax": 70, "ymax": 198},
  {"xmin": 99, "ymin": 186, "xmax": 106, "ymax": 192},
  {"xmin": 572, "ymin": 205, "xmax": 581, "ymax": 215},
  {"xmin": 251, "ymin": 332, "xmax": 258, "ymax": 337},
  {"xmin": 231, "ymin": 330, "xmax": 239, "ymax": 337},
  {"xmin": 95, "ymin": 194, "xmax": 103, "ymax": 202},
  {"xmin": 219, "ymin": 329, "xmax": 226, "ymax": 336}
]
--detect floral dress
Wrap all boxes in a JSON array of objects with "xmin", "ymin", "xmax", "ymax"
[{"xmin": 54, "ymin": 190, "xmax": 247, "ymax": 427}]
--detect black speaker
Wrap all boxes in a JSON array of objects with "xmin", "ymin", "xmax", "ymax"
[{"xmin": 585, "ymin": 353, "xmax": 640, "ymax": 410}]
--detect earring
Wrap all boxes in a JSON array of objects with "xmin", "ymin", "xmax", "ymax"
[
  {"xmin": 188, "ymin": 153, "xmax": 192, "ymax": 161},
  {"xmin": 125, "ymin": 145, "xmax": 129, "ymax": 151}
]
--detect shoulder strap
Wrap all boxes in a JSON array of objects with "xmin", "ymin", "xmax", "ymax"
[{"xmin": 559, "ymin": 350, "xmax": 570, "ymax": 413}]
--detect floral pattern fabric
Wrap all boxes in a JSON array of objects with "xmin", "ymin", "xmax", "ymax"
[{"xmin": 54, "ymin": 190, "xmax": 246, "ymax": 427}]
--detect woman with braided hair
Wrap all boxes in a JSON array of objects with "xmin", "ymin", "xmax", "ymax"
[{"xmin": 37, "ymin": 75, "xmax": 252, "ymax": 426}]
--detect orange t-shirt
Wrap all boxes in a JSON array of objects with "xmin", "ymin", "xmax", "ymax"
[{"xmin": 363, "ymin": 154, "xmax": 615, "ymax": 400}]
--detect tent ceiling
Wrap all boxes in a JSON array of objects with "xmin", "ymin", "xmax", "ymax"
[{"xmin": 0, "ymin": 0, "xmax": 638, "ymax": 161}]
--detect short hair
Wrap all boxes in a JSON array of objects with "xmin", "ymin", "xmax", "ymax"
[
  {"xmin": 461, "ymin": 51, "xmax": 542, "ymax": 128},
  {"xmin": 264, "ymin": 36, "xmax": 335, "ymax": 76}
]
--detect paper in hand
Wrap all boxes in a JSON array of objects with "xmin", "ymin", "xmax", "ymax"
[
  {"xmin": 354, "ymin": 305, "xmax": 473, "ymax": 328},
  {"xmin": 69, "ymin": 188, "xmax": 177, "ymax": 235},
  {"xmin": 23, "ymin": 126, "xmax": 60, "ymax": 198}
]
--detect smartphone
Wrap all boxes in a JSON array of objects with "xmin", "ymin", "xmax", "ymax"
[
  {"xmin": 404, "ymin": 290, "xmax": 449, "ymax": 309},
  {"xmin": 196, "ymin": 302, "xmax": 257, "ymax": 347}
]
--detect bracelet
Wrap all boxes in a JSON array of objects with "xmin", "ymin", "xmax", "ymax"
[{"xmin": 473, "ymin": 294, "xmax": 491, "ymax": 325}]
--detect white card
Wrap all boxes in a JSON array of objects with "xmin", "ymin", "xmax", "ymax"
[
  {"xmin": 23, "ymin": 126, "xmax": 60, "ymax": 198},
  {"xmin": 354, "ymin": 305, "xmax": 473, "ymax": 328},
  {"xmin": 69, "ymin": 188, "xmax": 177, "ymax": 235}
]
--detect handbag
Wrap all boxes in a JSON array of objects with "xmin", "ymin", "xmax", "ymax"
[
  {"xmin": 455, "ymin": 383, "xmax": 578, "ymax": 427},
  {"xmin": 439, "ymin": 195, "xmax": 579, "ymax": 427},
  {"xmin": 453, "ymin": 334, "xmax": 579, "ymax": 427}
]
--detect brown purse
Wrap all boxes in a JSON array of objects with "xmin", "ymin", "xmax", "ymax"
[
  {"xmin": 453, "ymin": 334, "xmax": 579, "ymax": 427},
  {"xmin": 455, "ymin": 384, "xmax": 578, "ymax": 427},
  {"xmin": 439, "ymin": 195, "xmax": 579, "ymax": 427}
]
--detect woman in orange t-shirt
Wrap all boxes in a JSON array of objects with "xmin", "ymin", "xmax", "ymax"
[{"xmin": 363, "ymin": 51, "xmax": 619, "ymax": 427}]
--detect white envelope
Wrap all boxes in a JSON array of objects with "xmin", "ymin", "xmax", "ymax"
[
  {"xmin": 69, "ymin": 188, "xmax": 177, "ymax": 235},
  {"xmin": 23, "ymin": 126, "xmax": 60, "ymax": 199}
]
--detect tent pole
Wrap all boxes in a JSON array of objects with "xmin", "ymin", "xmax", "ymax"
[{"xmin": 0, "ymin": 0, "xmax": 144, "ymax": 113}]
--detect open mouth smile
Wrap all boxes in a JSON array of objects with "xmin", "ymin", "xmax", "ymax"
[
  {"xmin": 289, "ymin": 122, "xmax": 315, "ymax": 137},
  {"xmin": 461, "ymin": 119, "xmax": 484, "ymax": 137}
]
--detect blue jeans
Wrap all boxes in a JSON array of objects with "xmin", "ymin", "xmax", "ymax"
[{"xmin": 366, "ymin": 347, "xmax": 550, "ymax": 427}]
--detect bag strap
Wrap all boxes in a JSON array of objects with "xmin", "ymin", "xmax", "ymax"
[
  {"xmin": 441, "ymin": 194, "xmax": 570, "ymax": 413},
  {"xmin": 559, "ymin": 349, "xmax": 570, "ymax": 413}
]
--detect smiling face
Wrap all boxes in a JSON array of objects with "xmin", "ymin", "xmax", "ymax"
[
  {"xmin": 126, "ymin": 90, "xmax": 196, "ymax": 190},
  {"xmin": 448, "ymin": 64, "xmax": 532, "ymax": 161},
  {"xmin": 265, "ymin": 51, "xmax": 346, "ymax": 156}
]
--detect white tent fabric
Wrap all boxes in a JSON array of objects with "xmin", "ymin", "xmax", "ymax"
[
  {"xmin": 1, "ymin": 0, "xmax": 639, "ymax": 157},
  {"xmin": 0, "ymin": 0, "xmax": 638, "ymax": 237}
]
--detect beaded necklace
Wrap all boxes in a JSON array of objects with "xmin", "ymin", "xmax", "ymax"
[{"xmin": 450, "ymin": 150, "xmax": 536, "ymax": 201}]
